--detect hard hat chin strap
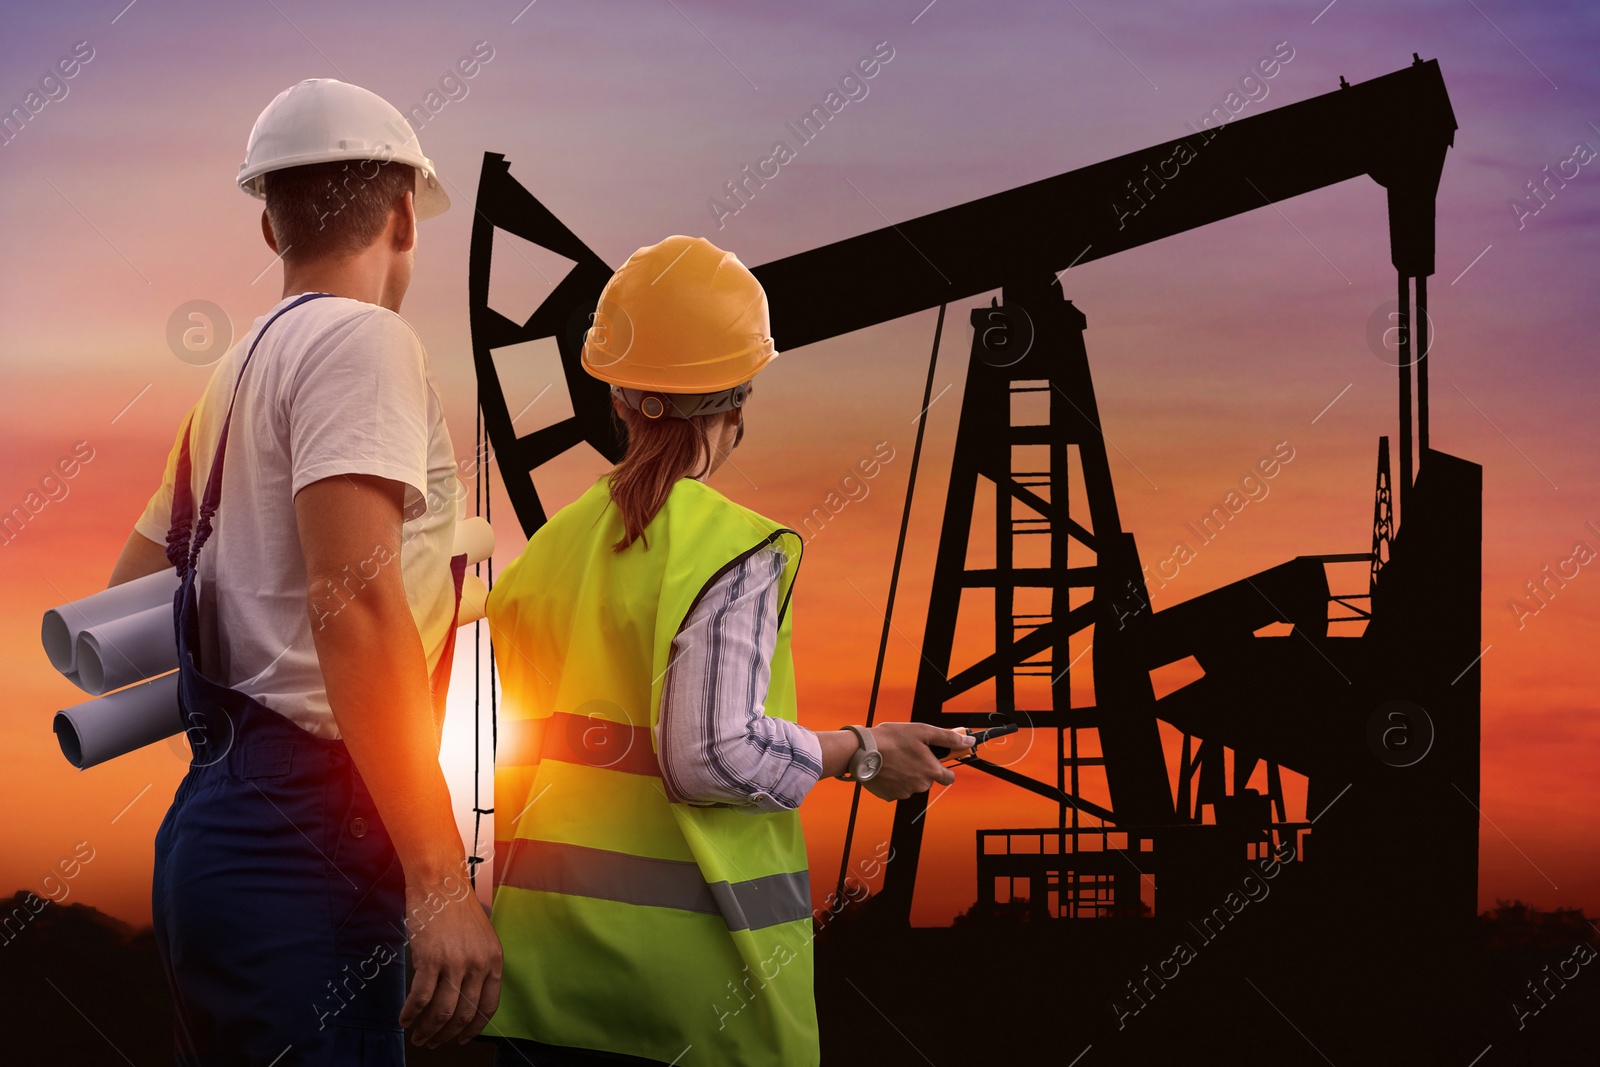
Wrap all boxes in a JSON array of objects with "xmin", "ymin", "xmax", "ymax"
[{"xmin": 611, "ymin": 382, "xmax": 751, "ymax": 420}]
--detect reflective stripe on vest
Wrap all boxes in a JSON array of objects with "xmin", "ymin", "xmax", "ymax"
[
  {"xmin": 498, "ymin": 712, "xmax": 662, "ymax": 777},
  {"xmin": 500, "ymin": 838, "xmax": 812, "ymax": 931}
]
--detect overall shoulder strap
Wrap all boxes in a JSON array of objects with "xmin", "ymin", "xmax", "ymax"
[
  {"xmin": 164, "ymin": 408, "xmax": 200, "ymax": 573},
  {"xmin": 166, "ymin": 292, "xmax": 334, "ymax": 575}
]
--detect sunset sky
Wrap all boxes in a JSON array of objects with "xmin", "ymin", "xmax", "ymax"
[{"xmin": 2, "ymin": 0, "xmax": 1596, "ymax": 932}]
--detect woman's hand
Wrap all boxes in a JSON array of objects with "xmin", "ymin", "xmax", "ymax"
[{"xmin": 862, "ymin": 723, "xmax": 973, "ymax": 801}]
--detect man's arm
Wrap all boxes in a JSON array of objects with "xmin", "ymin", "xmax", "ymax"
[
  {"xmin": 295, "ymin": 473, "xmax": 501, "ymax": 1049},
  {"xmin": 115, "ymin": 402, "xmax": 195, "ymax": 587},
  {"xmin": 108, "ymin": 529, "xmax": 170, "ymax": 586}
]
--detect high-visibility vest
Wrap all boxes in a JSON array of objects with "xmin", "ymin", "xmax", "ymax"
[{"xmin": 485, "ymin": 473, "xmax": 818, "ymax": 1066}]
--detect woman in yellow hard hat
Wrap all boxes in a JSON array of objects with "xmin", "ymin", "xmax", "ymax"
[{"xmin": 481, "ymin": 235, "xmax": 972, "ymax": 1066}]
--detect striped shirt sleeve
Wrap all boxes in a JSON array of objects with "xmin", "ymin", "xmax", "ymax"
[{"xmin": 656, "ymin": 542, "xmax": 824, "ymax": 813}]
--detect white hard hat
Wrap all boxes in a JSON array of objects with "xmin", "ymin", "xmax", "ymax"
[{"xmin": 238, "ymin": 78, "xmax": 450, "ymax": 220}]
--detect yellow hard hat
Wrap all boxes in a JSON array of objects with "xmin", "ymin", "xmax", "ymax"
[{"xmin": 582, "ymin": 236, "xmax": 777, "ymax": 405}]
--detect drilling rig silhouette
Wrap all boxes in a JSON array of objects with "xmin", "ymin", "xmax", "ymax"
[{"xmin": 470, "ymin": 55, "xmax": 1489, "ymax": 1063}]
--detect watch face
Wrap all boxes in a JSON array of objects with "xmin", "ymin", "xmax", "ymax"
[{"xmin": 857, "ymin": 751, "xmax": 884, "ymax": 782}]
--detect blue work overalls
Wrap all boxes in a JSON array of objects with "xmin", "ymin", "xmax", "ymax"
[{"xmin": 153, "ymin": 293, "xmax": 467, "ymax": 1065}]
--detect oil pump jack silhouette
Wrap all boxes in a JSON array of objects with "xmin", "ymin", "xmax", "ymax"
[{"xmin": 470, "ymin": 55, "xmax": 1486, "ymax": 1061}]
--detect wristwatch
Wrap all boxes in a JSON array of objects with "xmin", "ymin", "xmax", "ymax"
[{"xmin": 835, "ymin": 725, "xmax": 882, "ymax": 783}]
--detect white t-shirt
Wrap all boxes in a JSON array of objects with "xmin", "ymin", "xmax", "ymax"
[{"xmin": 134, "ymin": 294, "xmax": 460, "ymax": 740}]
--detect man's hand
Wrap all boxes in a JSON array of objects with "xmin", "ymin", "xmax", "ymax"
[
  {"xmin": 862, "ymin": 723, "xmax": 971, "ymax": 801},
  {"xmin": 399, "ymin": 882, "xmax": 503, "ymax": 1047}
]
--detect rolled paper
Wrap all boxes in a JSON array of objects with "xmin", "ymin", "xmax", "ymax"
[
  {"xmin": 457, "ymin": 573, "xmax": 489, "ymax": 626},
  {"xmin": 453, "ymin": 516, "xmax": 495, "ymax": 566},
  {"xmin": 75, "ymin": 603, "xmax": 179, "ymax": 696},
  {"xmin": 42, "ymin": 569, "xmax": 179, "ymax": 676},
  {"xmin": 53, "ymin": 670, "xmax": 183, "ymax": 770}
]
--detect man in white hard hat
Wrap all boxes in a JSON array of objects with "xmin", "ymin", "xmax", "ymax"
[{"xmin": 107, "ymin": 78, "xmax": 501, "ymax": 1062}]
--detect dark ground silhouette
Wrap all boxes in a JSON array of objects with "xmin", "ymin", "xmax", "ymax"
[
  {"xmin": 811, "ymin": 890, "xmax": 1600, "ymax": 1065},
  {"xmin": 0, "ymin": 891, "xmax": 489, "ymax": 1065},
  {"xmin": 2, "ymin": 891, "xmax": 1595, "ymax": 1064}
]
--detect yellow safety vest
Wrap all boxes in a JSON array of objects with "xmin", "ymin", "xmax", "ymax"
[{"xmin": 485, "ymin": 473, "xmax": 818, "ymax": 1066}]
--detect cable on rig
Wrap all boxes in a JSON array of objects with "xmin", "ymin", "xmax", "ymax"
[
  {"xmin": 468, "ymin": 401, "xmax": 499, "ymax": 890},
  {"xmin": 833, "ymin": 302, "xmax": 946, "ymax": 911}
]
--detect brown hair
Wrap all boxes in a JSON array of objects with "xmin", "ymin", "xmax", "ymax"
[
  {"xmin": 606, "ymin": 400, "xmax": 735, "ymax": 552},
  {"xmin": 262, "ymin": 160, "xmax": 415, "ymax": 265}
]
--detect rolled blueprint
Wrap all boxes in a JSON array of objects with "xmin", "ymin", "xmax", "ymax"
[
  {"xmin": 457, "ymin": 573, "xmax": 489, "ymax": 626},
  {"xmin": 44, "ymin": 517, "xmax": 496, "ymax": 769},
  {"xmin": 53, "ymin": 670, "xmax": 183, "ymax": 770},
  {"xmin": 41, "ymin": 569, "xmax": 179, "ymax": 676},
  {"xmin": 454, "ymin": 516, "xmax": 495, "ymax": 565},
  {"xmin": 75, "ymin": 604, "xmax": 179, "ymax": 697},
  {"xmin": 46, "ymin": 518, "xmax": 489, "ymax": 694}
]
